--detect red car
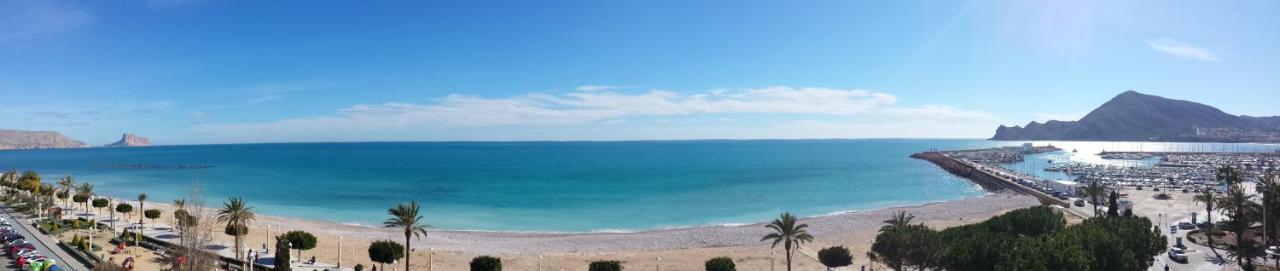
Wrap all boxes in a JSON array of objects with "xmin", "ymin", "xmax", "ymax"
[
  {"xmin": 8, "ymin": 244, "xmax": 35, "ymax": 255},
  {"xmin": 16, "ymin": 255, "xmax": 46, "ymax": 267}
]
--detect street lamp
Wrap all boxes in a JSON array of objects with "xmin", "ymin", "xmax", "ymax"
[
  {"xmin": 656, "ymin": 257, "xmax": 661, "ymax": 271},
  {"xmin": 338, "ymin": 236, "xmax": 343, "ymax": 268},
  {"xmin": 537, "ymin": 254, "xmax": 542, "ymax": 271}
]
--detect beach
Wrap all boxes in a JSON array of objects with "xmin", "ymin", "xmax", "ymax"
[{"xmin": 142, "ymin": 191, "xmax": 1039, "ymax": 271}]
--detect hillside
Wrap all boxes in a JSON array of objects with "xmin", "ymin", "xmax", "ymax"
[
  {"xmin": 992, "ymin": 91, "xmax": 1280, "ymax": 142},
  {"xmin": 0, "ymin": 129, "xmax": 90, "ymax": 150}
]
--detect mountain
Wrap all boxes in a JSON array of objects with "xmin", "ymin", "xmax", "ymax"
[
  {"xmin": 992, "ymin": 91, "xmax": 1280, "ymax": 142},
  {"xmin": 104, "ymin": 133, "xmax": 151, "ymax": 147},
  {"xmin": 0, "ymin": 129, "xmax": 90, "ymax": 150}
]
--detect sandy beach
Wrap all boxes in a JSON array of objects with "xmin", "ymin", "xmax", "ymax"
[{"xmin": 90, "ymin": 191, "xmax": 1038, "ymax": 271}]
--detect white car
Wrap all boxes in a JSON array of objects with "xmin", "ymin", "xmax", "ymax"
[{"xmin": 1168, "ymin": 247, "xmax": 1188, "ymax": 262}]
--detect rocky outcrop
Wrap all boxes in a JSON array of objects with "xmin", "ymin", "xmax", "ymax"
[
  {"xmin": 992, "ymin": 90, "xmax": 1280, "ymax": 142},
  {"xmin": 0, "ymin": 129, "xmax": 89, "ymax": 150},
  {"xmin": 104, "ymin": 133, "xmax": 151, "ymax": 147}
]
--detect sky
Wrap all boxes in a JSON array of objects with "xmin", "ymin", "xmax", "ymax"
[{"xmin": 1, "ymin": 0, "xmax": 1277, "ymax": 145}]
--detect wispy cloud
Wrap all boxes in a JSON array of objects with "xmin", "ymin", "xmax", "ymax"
[
  {"xmin": 1146, "ymin": 38, "xmax": 1219, "ymax": 61},
  {"xmin": 191, "ymin": 86, "xmax": 997, "ymax": 142},
  {"xmin": 0, "ymin": 0, "xmax": 92, "ymax": 43},
  {"xmin": 574, "ymin": 85, "xmax": 632, "ymax": 92}
]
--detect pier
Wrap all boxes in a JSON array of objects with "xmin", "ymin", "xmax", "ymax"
[{"xmin": 912, "ymin": 151, "xmax": 1070, "ymax": 208}]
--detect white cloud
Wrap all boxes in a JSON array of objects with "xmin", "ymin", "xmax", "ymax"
[
  {"xmin": 190, "ymin": 86, "xmax": 998, "ymax": 142},
  {"xmin": 0, "ymin": 0, "xmax": 92, "ymax": 43},
  {"xmin": 1146, "ymin": 38, "xmax": 1219, "ymax": 61}
]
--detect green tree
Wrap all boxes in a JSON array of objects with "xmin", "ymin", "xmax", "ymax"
[
  {"xmin": 704, "ymin": 257, "xmax": 735, "ymax": 271},
  {"xmin": 92, "ymin": 198, "xmax": 109, "ymax": 213},
  {"xmin": 72, "ymin": 194, "xmax": 90, "ymax": 211},
  {"xmin": 144, "ymin": 209, "xmax": 162, "ymax": 225},
  {"xmin": 1195, "ymin": 188, "xmax": 1220, "ymax": 255},
  {"xmin": 275, "ymin": 235, "xmax": 293, "ymax": 271},
  {"xmin": 1257, "ymin": 170, "xmax": 1280, "ymax": 247},
  {"xmin": 384, "ymin": 201, "xmax": 429, "ymax": 271},
  {"xmin": 470, "ymin": 256, "xmax": 502, "ymax": 271},
  {"xmin": 1079, "ymin": 179, "xmax": 1106, "ymax": 217},
  {"xmin": 116, "ymin": 203, "xmax": 134, "ymax": 219},
  {"xmin": 367, "ymin": 240, "xmax": 404, "ymax": 271},
  {"xmin": 817, "ymin": 246, "xmax": 852, "ymax": 270},
  {"xmin": 75, "ymin": 183, "xmax": 94, "ymax": 212},
  {"xmin": 1218, "ymin": 181, "xmax": 1259, "ymax": 270},
  {"xmin": 217, "ymin": 197, "xmax": 256, "ymax": 260},
  {"xmin": 283, "ymin": 230, "xmax": 318, "ymax": 259},
  {"xmin": 136, "ymin": 193, "xmax": 148, "ymax": 248},
  {"xmin": 588, "ymin": 261, "xmax": 622, "ymax": 271},
  {"xmin": 760, "ymin": 212, "xmax": 812, "ymax": 271},
  {"xmin": 56, "ymin": 176, "xmax": 74, "ymax": 209},
  {"xmin": 1107, "ymin": 190, "xmax": 1120, "ymax": 217}
]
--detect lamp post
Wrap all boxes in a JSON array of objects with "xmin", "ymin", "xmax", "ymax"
[
  {"xmin": 338, "ymin": 236, "xmax": 343, "ymax": 268},
  {"xmin": 537, "ymin": 254, "xmax": 542, "ymax": 271},
  {"xmin": 770, "ymin": 250, "xmax": 775, "ymax": 271},
  {"xmin": 655, "ymin": 257, "xmax": 661, "ymax": 271},
  {"xmin": 266, "ymin": 224, "xmax": 272, "ymax": 252}
]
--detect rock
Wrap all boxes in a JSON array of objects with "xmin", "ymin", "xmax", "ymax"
[{"xmin": 105, "ymin": 133, "xmax": 151, "ymax": 147}]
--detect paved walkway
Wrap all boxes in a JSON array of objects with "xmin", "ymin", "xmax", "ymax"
[{"xmin": 0, "ymin": 206, "xmax": 90, "ymax": 271}]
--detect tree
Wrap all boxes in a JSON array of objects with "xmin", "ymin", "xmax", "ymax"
[
  {"xmin": 1257, "ymin": 170, "xmax": 1280, "ymax": 247},
  {"xmin": 136, "ymin": 193, "xmax": 148, "ymax": 248},
  {"xmin": 871, "ymin": 223, "xmax": 937, "ymax": 270},
  {"xmin": 817, "ymin": 246, "xmax": 853, "ymax": 270},
  {"xmin": 704, "ymin": 257, "xmax": 735, "ymax": 271},
  {"xmin": 588, "ymin": 261, "xmax": 622, "ymax": 271},
  {"xmin": 760, "ymin": 212, "xmax": 812, "ymax": 271},
  {"xmin": 1079, "ymin": 179, "xmax": 1106, "ymax": 217},
  {"xmin": 1195, "ymin": 188, "xmax": 1220, "ymax": 254},
  {"xmin": 283, "ymin": 230, "xmax": 317, "ymax": 259},
  {"xmin": 73, "ymin": 194, "xmax": 90, "ymax": 211},
  {"xmin": 470, "ymin": 256, "xmax": 502, "ymax": 271},
  {"xmin": 76, "ymin": 183, "xmax": 94, "ymax": 212},
  {"xmin": 57, "ymin": 176, "xmax": 74, "ymax": 209},
  {"xmin": 1218, "ymin": 181, "xmax": 1259, "ymax": 270},
  {"xmin": 1228, "ymin": 231, "xmax": 1266, "ymax": 271},
  {"xmin": 116, "ymin": 203, "xmax": 134, "ymax": 219},
  {"xmin": 384, "ymin": 201, "xmax": 429, "ymax": 271},
  {"xmin": 367, "ymin": 240, "xmax": 404, "ymax": 271},
  {"xmin": 1107, "ymin": 190, "xmax": 1120, "ymax": 217},
  {"xmin": 275, "ymin": 235, "xmax": 293, "ymax": 271},
  {"xmin": 144, "ymin": 209, "xmax": 162, "ymax": 225},
  {"xmin": 92, "ymin": 198, "xmax": 109, "ymax": 213},
  {"xmin": 217, "ymin": 197, "xmax": 256, "ymax": 260}
]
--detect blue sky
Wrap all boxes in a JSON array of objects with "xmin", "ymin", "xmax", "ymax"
[{"xmin": 1, "ymin": 0, "xmax": 1277, "ymax": 144}]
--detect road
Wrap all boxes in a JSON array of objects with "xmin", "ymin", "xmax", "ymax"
[{"xmin": 0, "ymin": 206, "xmax": 89, "ymax": 271}]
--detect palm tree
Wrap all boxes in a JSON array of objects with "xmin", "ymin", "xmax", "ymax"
[
  {"xmin": 1218, "ymin": 183, "xmax": 1258, "ymax": 269},
  {"xmin": 136, "ymin": 193, "xmax": 148, "ymax": 248},
  {"xmin": 384, "ymin": 201, "xmax": 429, "ymax": 271},
  {"xmin": 217, "ymin": 197, "xmax": 256, "ymax": 260},
  {"xmin": 75, "ymin": 183, "xmax": 95, "ymax": 214},
  {"xmin": 880, "ymin": 211, "xmax": 915, "ymax": 233},
  {"xmin": 56, "ymin": 176, "xmax": 74, "ymax": 209},
  {"xmin": 760, "ymin": 212, "xmax": 814, "ymax": 271},
  {"xmin": 1194, "ymin": 188, "xmax": 1220, "ymax": 254},
  {"xmin": 1079, "ymin": 179, "xmax": 1106, "ymax": 217}
]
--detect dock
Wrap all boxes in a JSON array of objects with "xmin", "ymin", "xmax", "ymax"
[{"xmin": 912, "ymin": 151, "xmax": 1069, "ymax": 208}]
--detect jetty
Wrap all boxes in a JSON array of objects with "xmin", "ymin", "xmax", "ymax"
[{"xmin": 911, "ymin": 151, "xmax": 1069, "ymax": 208}]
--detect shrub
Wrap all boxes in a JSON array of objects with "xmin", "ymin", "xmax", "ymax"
[
  {"xmin": 817, "ymin": 246, "xmax": 853, "ymax": 269},
  {"xmin": 589, "ymin": 260, "xmax": 622, "ymax": 271},
  {"xmin": 470, "ymin": 255, "xmax": 502, "ymax": 271},
  {"xmin": 704, "ymin": 257, "xmax": 735, "ymax": 271},
  {"xmin": 353, "ymin": 264, "xmax": 365, "ymax": 271},
  {"xmin": 274, "ymin": 235, "xmax": 292, "ymax": 271}
]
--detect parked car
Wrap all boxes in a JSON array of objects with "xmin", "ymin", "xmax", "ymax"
[
  {"xmin": 1168, "ymin": 247, "xmax": 1188, "ymax": 262},
  {"xmin": 1179, "ymin": 222, "xmax": 1196, "ymax": 230}
]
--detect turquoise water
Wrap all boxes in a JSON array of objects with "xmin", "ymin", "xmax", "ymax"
[{"xmin": 2, "ymin": 140, "xmax": 1270, "ymax": 232}]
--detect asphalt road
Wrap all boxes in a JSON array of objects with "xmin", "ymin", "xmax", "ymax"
[{"xmin": 0, "ymin": 206, "xmax": 88, "ymax": 271}]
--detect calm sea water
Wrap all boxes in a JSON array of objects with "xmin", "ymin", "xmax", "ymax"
[{"xmin": 0, "ymin": 140, "xmax": 1274, "ymax": 232}]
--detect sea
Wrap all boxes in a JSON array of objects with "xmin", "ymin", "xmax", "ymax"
[{"xmin": 0, "ymin": 139, "xmax": 1275, "ymax": 232}]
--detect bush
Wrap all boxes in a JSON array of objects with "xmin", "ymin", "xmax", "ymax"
[
  {"xmin": 274, "ymin": 235, "xmax": 292, "ymax": 271},
  {"xmin": 817, "ymin": 246, "xmax": 853, "ymax": 269},
  {"xmin": 353, "ymin": 264, "xmax": 365, "ymax": 271},
  {"xmin": 589, "ymin": 260, "xmax": 622, "ymax": 271},
  {"xmin": 704, "ymin": 257, "xmax": 735, "ymax": 271},
  {"xmin": 470, "ymin": 255, "xmax": 502, "ymax": 271}
]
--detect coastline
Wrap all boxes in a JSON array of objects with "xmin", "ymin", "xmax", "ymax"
[{"xmin": 114, "ymin": 190, "xmax": 1039, "ymax": 270}]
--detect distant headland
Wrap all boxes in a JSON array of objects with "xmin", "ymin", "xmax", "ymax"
[
  {"xmin": 992, "ymin": 90, "xmax": 1280, "ymax": 142},
  {"xmin": 0, "ymin": 130, "xmax": 150, "ymax": 150}
]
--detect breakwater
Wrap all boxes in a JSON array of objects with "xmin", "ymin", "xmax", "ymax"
[{"xmin": 912, "ymin": 151, "xmax": 1068, "ymax": 207}]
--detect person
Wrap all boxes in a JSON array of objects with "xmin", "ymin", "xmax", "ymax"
[{"xmin": 309, "ymin": 256, "xmax": 316, "ymax": 265}]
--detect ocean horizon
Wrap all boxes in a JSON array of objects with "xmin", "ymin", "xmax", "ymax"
[{"xmin": 1, "ymin": 139, "xmax": 1275, "ymax": 232}]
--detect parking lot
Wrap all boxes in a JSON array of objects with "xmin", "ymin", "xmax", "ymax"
[{"xmin": 0, "ymin": 206, "xmax": 87, "ymax": 271}]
